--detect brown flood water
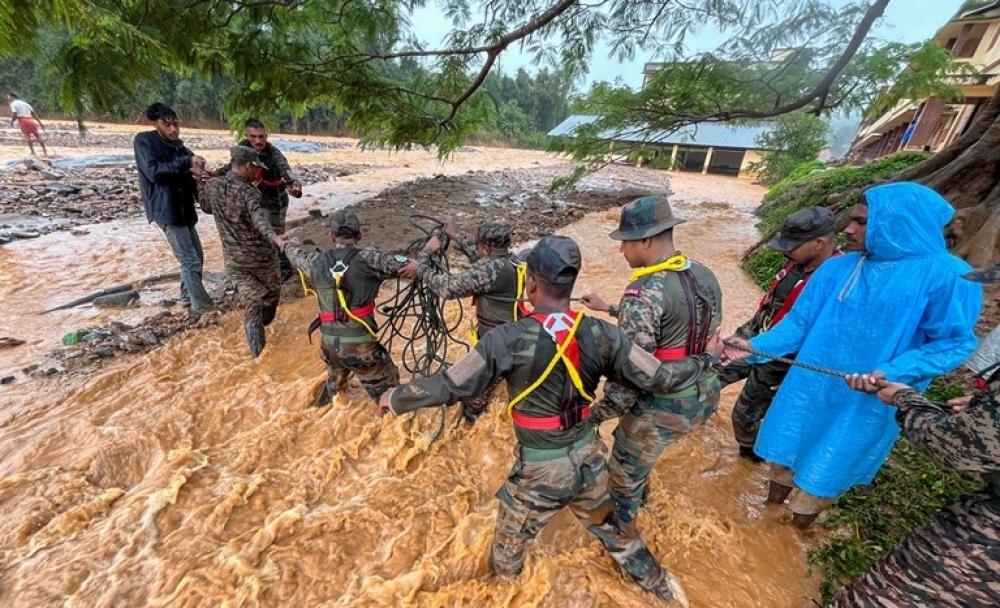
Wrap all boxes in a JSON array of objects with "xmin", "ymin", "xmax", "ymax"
[{"xmin": 0, "ymin": 165, "xmax": 821, "ymax": 606}]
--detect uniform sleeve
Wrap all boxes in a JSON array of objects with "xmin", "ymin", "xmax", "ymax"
[
  {"xmin": 133, "ymin": 135, "xmax": 193, "ymax": 184},
  {"xmin": 363, "ymin": 248, "xmax": 407, "ymax": 280},
  {"xmin": 590, "ymin": 292, "xmax": 660, "ymax": 422},
  {"xmin": 453, "ymin": 236, "xmax": 480, "ymax": 262},
  {"xmin": 196, "ymin": 180, "xmax": 214, "ymax": 214},
  {"xmin": 272, "ymin": 148, "xmax": 301, "ymax": 186},
  {"xmin": 283, "ymin": 242, "xmax": 322, "ymax": 275},
  {"xmin": 244, "ymin": 188, "xmax": 279, "ymax": 243},
  {"xmin": 388, "ymin": 327, "xmax": 515, "ymax": 414},
  {"xmin": 879, "ymin": 276, "xmax": 981, "ymax": 385},
  {"xmin": 417, "ymin": 255, "xmax": 496, "ymax": 300},
  {"xmin": 894, "ymin": 388, "xmax": 1000, "ymax": 475},
  {"xmin": 602, "ymin": 321, "xmax": 711, "ymax": 396}
]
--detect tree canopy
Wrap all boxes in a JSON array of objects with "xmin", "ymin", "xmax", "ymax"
[{"xmin": 0, "ymin": 1, "xmax": 968, "ymax": 158}]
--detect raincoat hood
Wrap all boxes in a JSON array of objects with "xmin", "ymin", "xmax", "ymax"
[{"xmin": 864, "ymin": 182, "xmax": 954, "ymax": 261}]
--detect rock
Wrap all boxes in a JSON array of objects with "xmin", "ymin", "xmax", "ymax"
[
  {"xmin": 94, "ymin": 346, "xmax": 115, "ymax": 358},
  {"xmin": 10, "ymin": 230, "xmax": 40, "ymax": 239},
  {"xmin": 159, "ymin": 298, "xmax": 177, "ymax": 308},
  {"xmin": 31, "ymin": 360, "xmax": 64, "ymax": 376},
  {"xmin": 0, "ymin": 337, "xmax": 25, "ymax": 348},
  {"xmin": 21, "ymin": 364, "xmax": 38, "ymax": 374},
  {"xmin": 136, "ymin": 330, "xmax": 158, "ymax": 346},
  {"xmin": 47, "ymin": 182, "xmax": 80, "ymax": 195},
  {"xmin": 70, "ymin": 227, "xmax": 90, "ymax": 236},
  {"xmin": 0, "ymin": 376, "xmax": 14, "ymax": 385},
  {"xmin": 92, "ymin": 290, "xmax": 139, "ymax": 308}
]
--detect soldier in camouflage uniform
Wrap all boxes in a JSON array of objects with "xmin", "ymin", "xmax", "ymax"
[
  {"xmin": 581, "ymin": 195, "xmax": 722, "ymax": 529},
  {"xmin": 197, "ymin": 146, "xmax": 284, "ymax": 358},
  {"xmin": 833, "ymin": 263, "xmax": 1000, "ymax": 607},
  {"xmin": 419, "ymin": 221, "xmax": 524, "ymax": 423},
  {"xmin": 212, "ymin": 118, "xmax": 302, "ymax": 280},
  {"xmin": 718, "ymin": 207, "xmax": 837, "ymax": 461},
  {"xmin": 282, "ymin": 209, "xmax": 417, "ymax": 406},
  {"xmin": 380, "ymin": 236, "xmax": 726, "ymax": 606}
]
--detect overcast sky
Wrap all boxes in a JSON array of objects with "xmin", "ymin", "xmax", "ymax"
[{"xmin": 411, "ymin": 0, "xmax": 965, "ymax": 90}]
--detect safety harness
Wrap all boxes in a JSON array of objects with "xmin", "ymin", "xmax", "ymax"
[
  {"xmin": 757, "ymin": 253, "xmax": 841, "ymax": 331},
  {"xmin": 253, "ymin": 161, "xmax": 285, "ymax": 189},
  {"xmin": 470, "ymin": 260, "xmax": 529, "ymax": 345},
  {"xmin": 507, "ymin": 310, "xmax": 595, "ymax": 431},
  {"xmin": 630, "ymin": 253, "xmax": 714, "ymax": 361},
  {"xmin": 306, "ymin": 248, "xmax": 378, "ymax": 342}
]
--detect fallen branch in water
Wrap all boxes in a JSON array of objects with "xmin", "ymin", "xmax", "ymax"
[{"xmin": 39, "ymin": 272, "xmax": 181, "ymax": 314}]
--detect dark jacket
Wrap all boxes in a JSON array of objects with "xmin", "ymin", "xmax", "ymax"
[{"xmin": 133, "ymin": 130, "xmax": 199, "ymax": 226}]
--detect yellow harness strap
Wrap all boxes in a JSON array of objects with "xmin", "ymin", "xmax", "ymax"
[
  {"xmin": 514, "ymin": 263, "xmax": 526, "ymax": 320},
  {"xmin": 630, "ymin": 253, "xmax": 689, "ymax": 281},
  {"xmin": 469, "ymin": 327, "xmax": 479, "ymax": 346},
  {"xmin": 298, "ymin": 270, "xmax": 317, "ymax": 297},
  {"xmin": 507, "ymin": 312, "xmax": 594, "ymax": 415},
  {"xmin": 335, "ymin": 276, "xmax": 377, "ymax": 338}
]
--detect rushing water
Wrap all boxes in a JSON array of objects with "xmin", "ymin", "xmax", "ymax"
[{"xmin": 0, "ymin": 146, "xmax": 821, "ymax": 606}]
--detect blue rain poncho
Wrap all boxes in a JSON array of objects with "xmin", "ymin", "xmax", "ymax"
[{"xmin": 751, "ymin": 182, "xmax": 982, "ymax": 498}]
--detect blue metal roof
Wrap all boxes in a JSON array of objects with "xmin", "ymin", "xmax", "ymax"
[{"xmin": 547, "ymin": 114, "xmax": 773, "ymax": 150}]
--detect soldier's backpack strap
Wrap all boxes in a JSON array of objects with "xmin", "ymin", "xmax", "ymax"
[
  {"xmin": 507, "ymin": 310, "xmax": 595, "ymax": 431},
  {"xmin": 676, "ymin": 269, "xmax": 715, "ymax": 355}
]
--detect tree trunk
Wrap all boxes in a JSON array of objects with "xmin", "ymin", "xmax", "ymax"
[{"xmin": 898, "ymin": 89, "xmax": 1000, "ymax": 267}]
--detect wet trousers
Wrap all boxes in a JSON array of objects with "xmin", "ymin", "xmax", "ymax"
[
  {"xmin": 229, "ymin": 265, "xmax": 281, "ymax": 356},
  {"xmin": 262, "ymin": 191, "xmax": 292, "ymax": 280},
  {"xmin": 609, "ymin": 377, "xmax": 721, "ymax": 526},
  {"xmin": 158, "ymin": 222, "xmax": 212, "ymax": 310},
  {"xmin": 493, "ymin": 433, "xmax": 672, "ymax": 592},
  {"xmin": 769, "ymin": 464, "xmax": 835, "ymax": 515},
  {"xmin": 828, "ymin": 493, "xmax": 1000, "ymax": 607},
  {"xmin": 320, "ymin": 336, "xmax": 400, "ymax": 403}
]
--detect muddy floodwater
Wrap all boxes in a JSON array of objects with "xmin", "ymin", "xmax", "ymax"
[{"xmin": 0, "ymin": 127, "xmax": 821, "ymax": 606}]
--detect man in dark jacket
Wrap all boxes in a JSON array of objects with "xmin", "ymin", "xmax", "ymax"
[{"xmin": 133, "ymin": 103, "xmax": 212, "ymax": 312}]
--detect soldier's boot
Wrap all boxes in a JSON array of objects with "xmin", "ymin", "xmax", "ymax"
[
  {"xmin": 313, "ymin": 381, "xmax": 334, "ymax": 408},
  {"xmin": 640, "ymin": 568, "xmax": 689, "ymax": 608},
  {"xmin": 791, "ymin": 512, "xmax": 819, "ymax": 530},
  {"xmin": 245, "ymin": 320, "xmax": 266, "ymax": 358},
  {"xmin": 767, "ymin": 481, "xmax": 793, "ymax": 505}
]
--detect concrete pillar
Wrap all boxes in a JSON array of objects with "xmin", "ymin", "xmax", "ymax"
[
  {"xmin": 907, "ymin": 99, "xmax": 945, "ymax": 149},
  {"xmin": 701, "ymin": 147, "xmax": 714, "ymax": 174},
  {"xmin": 669, "ymin": 144, "xmax": 679, "ymax": 171}
]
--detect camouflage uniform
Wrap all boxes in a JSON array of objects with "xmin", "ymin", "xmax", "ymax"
[
  {"xmin": 385, "ymin": 236, "xmax": 711, "ymax": 604},
  {"xmin": 829, "ymin": 382, "xmax": 1000, "ymax": 607},
  {"xmin": 283, "ymin": 211, "xmax": 407, "ymax": 404},
  {"xmin": 199, "ymin": 148, "xmax": 281, "ymax": 357},
  {"xmin": 217, "ymin": 140, "xmax": 301, "ymax": 278},
  {"xmin": 830, "ymin": 262, "xmax": 1000, "ymax": 606},
  {"xmin": 418, "ymin": 221, "xmax": 521, "ymax": 422},
  {"xmin": 596, "ymin": 195, "xmax": 723, "ymax": 528}
]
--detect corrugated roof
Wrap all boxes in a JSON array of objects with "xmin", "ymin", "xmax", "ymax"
[{"xmin": 547, "ymin": 115, "xmax": 773, "ymax": 150}]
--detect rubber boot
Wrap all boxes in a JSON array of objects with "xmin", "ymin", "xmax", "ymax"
[
  {"xmin": 313, "ymin": 381, "xmax": 334, "ymax": 408},
  {"xmin": 739, "ymin": 445, "xmax": 764, "ymax": 463},
  {"xmin": 643, "ymin": 569, "xmax": 689, "ymax": 608},
  {"xmin": 245, "ymin": 321, "xmax": 266, "ymax": 358},
  {"xmin": 766, "ymin": 481, "xmax": 793, "ymax": 505},
  {"xmin": 792, "ymin": 512, "xmax": 820, "ymax": 530}
]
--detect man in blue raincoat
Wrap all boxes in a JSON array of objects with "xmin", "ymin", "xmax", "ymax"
[{"xmin": 724, "ymin": 182, "xmax": 981, "ymax": 529}]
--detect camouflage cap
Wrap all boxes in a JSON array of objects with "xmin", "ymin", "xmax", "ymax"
[
  {"xmin": 963, "ymin": 263, "xmax": 1000, "ymax": 284},
  {"xmin": 609, "ymin": 195, "xmax": 686, "ymax": 241},
  {"xmin": 526, "ymin": 235, "xmax": 581, "ymax": 285},
  {"xmin": 329, "ymin": 209, "xmax": 361, "ymax": 236},
  {"xmin": 769, "ymin": 206, "xmax": 836, "ymax": 252},
  {"xmin": 229, "ymin": 145, "xmax": 268, "ymax": 169},
  {"xmin": 476, "ymin": 220, "xmax": 513, "ymax": 248}
]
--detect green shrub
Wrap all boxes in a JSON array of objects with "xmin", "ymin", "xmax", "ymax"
[{"xmin": 755, "ymin": 152, "xmax": 928, "ymax": 236}]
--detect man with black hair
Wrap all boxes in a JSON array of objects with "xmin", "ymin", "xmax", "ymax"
[
  {"xmin": 418, "ymin": 220, "xmax": 525, "ymax": 423},
  {"xmin": 133, "ymin": 102, "xmax": 212, "ymax": 312},
  {"xmin": 380, "ymin": 235, "xmax": 725, "ymax": 606},
  {"xmin": 282, "ymin": 210, "xmax": 417, "ymax": 406},
  {"xmin": 7, "ymin": 93, "xmax": 48, "ymax": 156},
  {"xmin": 213, "ymin": 118, "xmax": 302, "ymax": 280}
]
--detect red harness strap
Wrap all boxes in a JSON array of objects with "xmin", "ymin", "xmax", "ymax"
[
  {"xmin": 510, "ymin": 310, "xmax": 593, "ymax": 431},
  {"xmin": 318, "ymin": 301, "xmax": 376, "ymax": 323},
  {"xmin": 653, "ymin": 346, "xmax": 688, "ymax": 361}
]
